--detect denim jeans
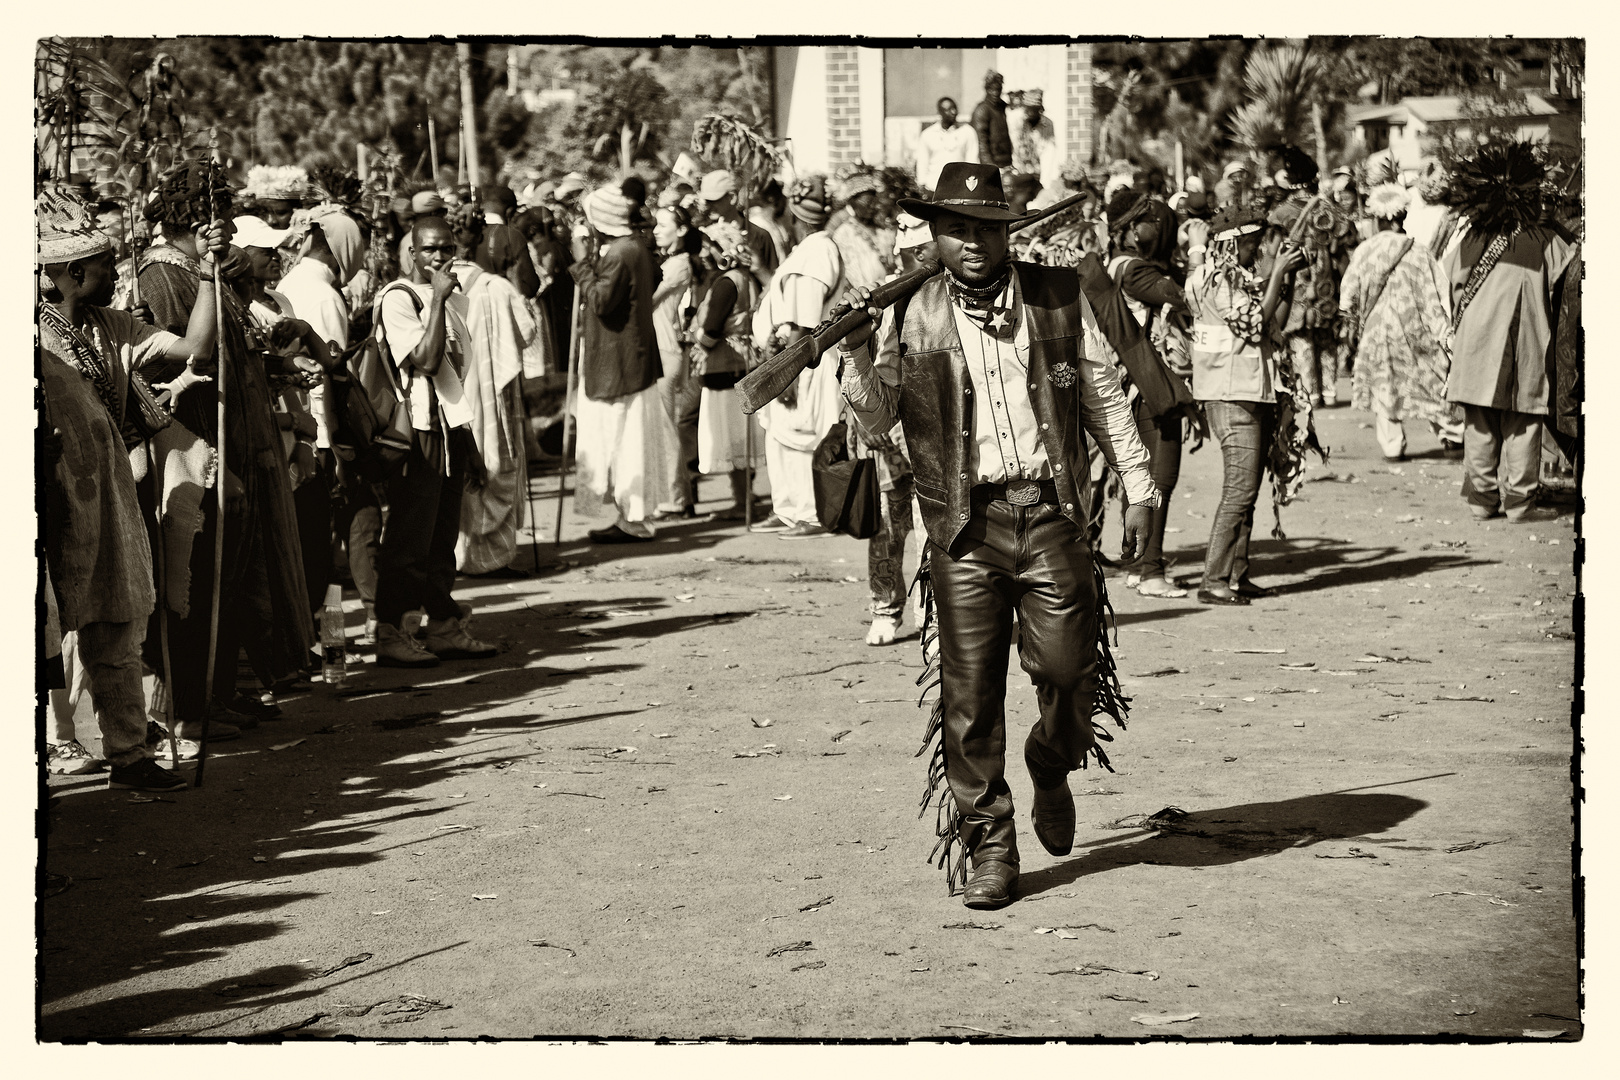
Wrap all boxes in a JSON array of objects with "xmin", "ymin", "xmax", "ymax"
[{"xmin": 1202, "ymin": 400, "xmax": 1277, "ymax": 589}]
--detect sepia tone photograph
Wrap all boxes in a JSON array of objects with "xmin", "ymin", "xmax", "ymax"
[{"xmin": 33, "ymin": 29, "xmax": 1584, "ymax": 1043}]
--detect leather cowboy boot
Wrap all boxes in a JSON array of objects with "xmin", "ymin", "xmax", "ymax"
[{"xmin": 1025, "ymin": 734, "xmax": 1076, "ymax": 856}]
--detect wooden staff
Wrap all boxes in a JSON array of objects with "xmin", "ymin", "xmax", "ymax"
[
  {"xmin": 145, "ymin": 438, "xmax": 182, "ymax": 769},
  {"xmin": 195, "ymin": 140, "xmax": 228, "ymax": 788},
  {"xmin": 554, "ymin": 289, "xmax": 583, "ymax": 546}
]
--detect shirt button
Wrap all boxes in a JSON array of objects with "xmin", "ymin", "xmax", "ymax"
[
  {"xmin": 1029, "ymin": 382, "xmax": 1036, "ymax": 390},
  {"xmin": 961, "ymin": 429, "xmax": 969, "ymax": 436},
  {"xmin": 1054, "ymin": 463, "xmax": 1063, "ymax": 472},
  {"xmin": 1040, "ymin": 423, "xmax": 1049, "ymax": 431},
  {"xmin": 959, "ymin": 472, "xmax": 967, "ymax": 479},
  {"xmin": 1064, "ymin": 503, "xmax": 1075, "ymax": 511}
]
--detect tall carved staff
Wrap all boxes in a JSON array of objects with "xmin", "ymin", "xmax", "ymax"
[
  {"xmin": 554, "ymin": 288, "xmax": 583, "ymax": 547},
  {"xmin": 195, "ymin": 133, "xmax": 228, "ymax": 788}
]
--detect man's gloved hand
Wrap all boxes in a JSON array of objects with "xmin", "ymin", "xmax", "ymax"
[{"xmin": 1119, "ymin": 502, "xmax": 1154, "ymax": 564}]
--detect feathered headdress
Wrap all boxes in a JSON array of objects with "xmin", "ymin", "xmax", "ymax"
[
  {"xmin": 241, "ymin": 164, "xmax": 308, "ymax": 202},
  {"xmin": 832, "ymin": 162, "xmax": 881, "ymax": 203},
  {"xmin": 1366, "ymin": 183, "xmax": 1409, "ymax": 221},
  {"xmin": 308, "ymin": 165, "xmax": 362, "ymax": 210},
  {"xmin": 1442, "ymin": 140, "xmax": 1546, "ymax": 238},
  {"xmin": 700, "ymin": 218, "xmax": 748, "ymax": 268}
]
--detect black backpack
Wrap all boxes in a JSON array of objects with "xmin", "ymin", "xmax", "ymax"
[{"xmin": 330, "ymin": 284, "xmax": 421, "ymax": 482}]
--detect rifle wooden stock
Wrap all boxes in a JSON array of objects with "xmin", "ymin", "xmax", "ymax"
[{"xmin": 736, "ymin": 191, "xmax": 1088, "ymax": 416}]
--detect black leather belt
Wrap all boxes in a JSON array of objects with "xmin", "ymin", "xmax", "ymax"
[{"xmin": 973, "ymin": 478, "xmax": 1060, "ymax": 507}]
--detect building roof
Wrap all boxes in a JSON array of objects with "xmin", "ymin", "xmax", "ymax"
[{"xmin": 1352, "ymin": 93, "xmax": 1562, "ymax": 128}]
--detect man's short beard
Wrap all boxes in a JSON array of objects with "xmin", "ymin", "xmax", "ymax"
[{"xmin": 945, "ymin": 252, "xmax": 1010, "ymax": 288}]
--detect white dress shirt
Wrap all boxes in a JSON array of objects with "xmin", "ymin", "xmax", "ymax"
[
  {"xmin": 914, "ymin": 121, "xmax": 980, "ymax": 192},
  {"xmin": 838, "ymin": 266, "xmax": 1160, "ymax": 507}
]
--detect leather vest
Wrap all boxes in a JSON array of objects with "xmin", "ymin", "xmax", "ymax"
[{"xmin": 898, "ymin": 262, "xmax": 1092, "ymax": 553}]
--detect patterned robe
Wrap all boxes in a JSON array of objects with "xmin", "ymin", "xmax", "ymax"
[{"xmin": 1341, "ymin": 230, "xmax": 1457, "ymax": 427}]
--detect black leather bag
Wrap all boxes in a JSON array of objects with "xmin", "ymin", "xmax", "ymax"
[{"xmin": 811, "ymin": 421, "xmax": 880, "ymax": 540}]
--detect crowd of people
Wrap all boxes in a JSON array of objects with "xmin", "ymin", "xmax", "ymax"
[{"xmin": 40, "ymin": 65, "xmax": 1581, "ymax": 808}]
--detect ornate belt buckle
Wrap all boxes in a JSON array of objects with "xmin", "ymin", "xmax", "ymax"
[{"xmin": 1005, "ymin": 479, "xmax": 1041, "ymax": 507}]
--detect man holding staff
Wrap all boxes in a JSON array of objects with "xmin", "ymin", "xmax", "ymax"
[{"xmin": 832, "ymin": 163, "xmax": 1163, "ymax": 909}]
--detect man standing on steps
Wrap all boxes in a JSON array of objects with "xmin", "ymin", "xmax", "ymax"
[
  {"xmin": 834, "ymin": 163, "xmax": 1161, "ymax": 910},
  {"xmin": 373, "ymin": 216, "xmax": 499, "ymax": 668},
  {"xmin": 970, "ymin": 71, "xmax": 1012, "ymax": 175}
]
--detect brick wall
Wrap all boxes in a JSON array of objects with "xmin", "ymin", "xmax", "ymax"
[
  {"xmin": 825, "ymin": 47, "xmax": 863, "ymax": 166},
  {"xmin": 1065, "ymin": 44, "xmax": 1094, "ymax": 166}
]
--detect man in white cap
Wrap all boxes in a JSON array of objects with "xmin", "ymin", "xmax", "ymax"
[
  {"xmin": 1010, "ymin": 89, "xmax": 1063, "ymax": 211},
  {"xmin": 747, "ymin": 175, "xmax": 844, "ymax": 541},
  {"xmin": 569, "ymin": 186, "xmax": 677, "ymax": 544},
  {"xmin": 698, "ymin": 170, "xmax": 778, "ymax": 291},
  {"xmin": 1216, "ymin": 159, "xmax": 1252, "ymax": 209},
  {"xmin": 37, "ymin": 186, "xmax": 225, "ymax": 789}
]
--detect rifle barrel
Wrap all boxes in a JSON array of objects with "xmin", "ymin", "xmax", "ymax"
[{"xmin": 737, "ymin": 190, "xmax": 1089, "ymax": 415}]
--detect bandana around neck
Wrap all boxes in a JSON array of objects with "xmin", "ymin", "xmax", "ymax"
[{"xmin": 946, "ymin": 266, "xmax": 1016, "ymax": 341}]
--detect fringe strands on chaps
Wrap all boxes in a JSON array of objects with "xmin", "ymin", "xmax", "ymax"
[{"xmin": 910, "ymin": 548, "xmax": 1131, "ymax": 895}]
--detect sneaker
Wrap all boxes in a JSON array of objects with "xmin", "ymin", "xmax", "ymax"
[
  {"xmin": 107, "ymin": 757, "xmax": 188, "ymax": 793},
  {"xmin": 866, "ymin": 615, "xmax": 901, "ymax": 647},
  {"xmin": 47, "ymin": 740, "xmax": 104, "ymax": 775},
  {"xmin": 749, "ymin": 514, "xmax": 791, "ymax": 533},
  {"xmin": 421, "ymin": 616, "xmax": 498, "ymax": 660},
  {"xmin": 778, "ymin": 521, "xmax": 830, "ymax": 541},
  {"xmin": 154, "ymin": 738, "xmax": 201, "ymax": 761},
  {"xmin": 376, "ymin": 622, "xmax": 441, "ymax": 668}
]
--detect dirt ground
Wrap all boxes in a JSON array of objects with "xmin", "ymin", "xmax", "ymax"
[{"xmin": 39, "ymin": 387, "xmax": 1581, "ymax": 1041}]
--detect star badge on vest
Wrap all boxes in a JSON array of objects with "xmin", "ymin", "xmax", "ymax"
[
  {"xmin": 947, "ymin": 274, "xmax": 1018, "ymax": 342},
  {"xmin": 1049, "ymin": 362, "xmax": 1078, "ymax": 389}
]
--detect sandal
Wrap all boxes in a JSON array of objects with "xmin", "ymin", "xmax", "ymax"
[{"xmin": 1135, "ymin": 577, "xmax": 1188, "ymax": 599}]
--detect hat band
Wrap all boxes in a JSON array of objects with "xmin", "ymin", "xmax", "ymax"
[
  {"xmin": 1213, "ymin": 223, "xmax": 1263, "ymax": 242},
  {"xmin": 935, "ymin": 198, "xmax": 1011, "ymax": 209}
]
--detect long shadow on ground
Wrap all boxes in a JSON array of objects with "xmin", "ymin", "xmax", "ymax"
[{"xmin": 1018, "ymin": 789, "xmax": 1432, "ymax": 899}]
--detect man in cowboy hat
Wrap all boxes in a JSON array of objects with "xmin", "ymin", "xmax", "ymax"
[{"xmin": 833, "ymin": 162, "xmax": 1162, "ymax": 908}]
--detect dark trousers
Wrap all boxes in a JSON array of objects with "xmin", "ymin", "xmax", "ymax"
[
  {"xmin": 375, "ymin": 431, "xmax": 465, "ymax": 627},
  {"xmin": 1124, "ymin": 407, "xmax": 1183, "ymax": 580},
  {"xmin": 145, "ymin": 497, "xmax": 241, "ymax": 722},
  {"xmin": 1202, "ymin": 400, "xmax": 1277, "ymax": 589},
  {"xmin": 293, "ymin": 462, "xmax": 332, "ymax": 615},
  {"xmin": 930, "ymin": 495, "xmax": 1104, "ymax": 870}
]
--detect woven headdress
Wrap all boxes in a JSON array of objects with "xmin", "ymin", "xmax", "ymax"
[{"xmin": 36, "ymin": 186, "xmax": 112, "ymax": 265}]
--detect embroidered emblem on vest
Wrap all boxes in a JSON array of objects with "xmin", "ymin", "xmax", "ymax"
[{"xmin": 1049, "ymin": 362, "xmax": 1078, "ymax": 389}]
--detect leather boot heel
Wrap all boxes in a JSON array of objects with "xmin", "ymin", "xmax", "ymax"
[{"xmin": 962, "ymin": 860, "xmax": 1018, "ymax": 909}]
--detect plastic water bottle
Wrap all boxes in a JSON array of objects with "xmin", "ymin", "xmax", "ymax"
[{"xmin": 320, "ymin": 583, "xmax": 347, "ymax": 689}]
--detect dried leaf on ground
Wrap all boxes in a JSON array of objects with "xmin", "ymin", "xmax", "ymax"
[
  {"xmin": 269, "ymin": 740, "xmax": 306, "ymax": 751},
  {"xmin": 799, "ymin": 896, "xmax": 835, "ymax": 912},
  {"xmin": 1132, "ymin": 667, "xmax": 1185, "ymax": 678},
  {"xmin": 767, "ymin": 940, "xmax": 815, "ymax": 957},
  {"xmin": 943, "ymin": 922, "xmax": 1002, "ymax": 930},
  {"xmin": 472, "ymin": 894, "xmax": 498, "ymax": 900},
  {"xmin": 791, "ymin": 960, "xmax": 827, "ymax": 971},
  {"xmin": 529, "ymin": 940, "xmax": 577, "ymax": 956},
  {"xmin": 1445, "ymin": 839, "xmax": 1508, "ymax": 853},
  {"xmin": 1046, "ymin": 963, "xmax": 1160, "ymax": 980},
  {"xmin": 1435, "ymin": 694, "xmax": 1495, "ymax": 702},
  {"xmin": 1131, "ymin": 1012, "xmax": 1199, "ymax": 1026},
  {"xmin": 773, "ymin": 794, "xmax": 793, "ymax": 801},
  {"xmin": 1104, "ymin": 994, "xmax": 1149, "ymax": 1003},
  {"xmin": 316, "ymin": 952, "xmax": 373, "ymax": 978},
  {"xmin": 750, "ymin": 717, "xmax": 773, "ymax": 728}
]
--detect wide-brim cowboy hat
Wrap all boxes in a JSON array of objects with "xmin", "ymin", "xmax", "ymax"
[{"xmin": 896, "ymin": 162, "xmax": 1036, "ymax": 224}]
